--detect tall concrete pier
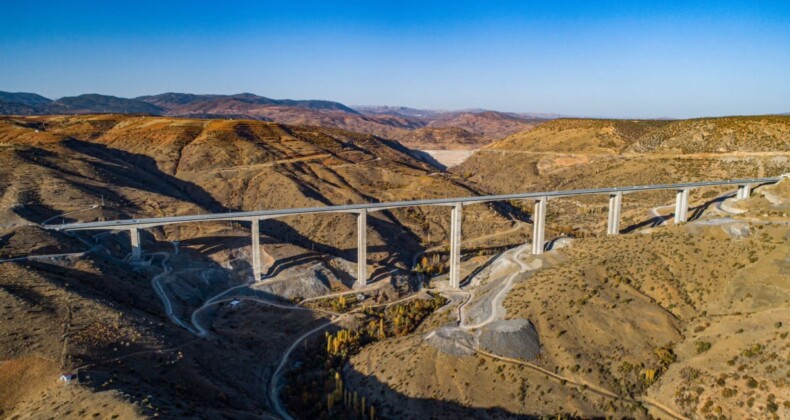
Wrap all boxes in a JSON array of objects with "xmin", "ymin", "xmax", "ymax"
[
  {"xmin": 737, "ymin": 184, "xmax": 751, "ymax": 200},
  {"xmin": 357, "ymin": 209, "xmax": 367, "ymax": 286},
  {"xmin": 607, "ymin": 192, "xmax": 623, "ymax": 235},
  {"xmin": 130, "ymin": 228, "xmax": 141, "ymax": 260},
  {"xmin": 448, "ymin": 203, "xmax": 463, "ymax": 289},
  {"xmin": 532, "ymin": 197, "xmax": 547, "ymax": 255},
  {"xmin": 251, "ymin": 219, "xmax": 262, "ymax": 281},
  {"xmin": 674, "ymin": 189, "xmax": 689, "ymax": 223},
  {"xmin": 52, "ymin": 177, "xmax": 780, "ymax": 291}
]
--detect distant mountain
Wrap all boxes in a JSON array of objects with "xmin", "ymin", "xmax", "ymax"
[
  {"xmin": 0, "ymin": 101, "xmax": 40, "ymax": 115},
  {"xmin": 137, "ymin": 92, "xmax": 359, "ymax": 114},
  {"xmin": 0, "ymin": 90, "xmax": 552, "ymax": 149},
  {"xmin": 135, "ymin": 92, "xmax": 219, "ymax": 107},
  {"xmin": 0, "ymin": 92, "xmax": 163, "ymax": 115},
  {"xmin": 52, "ymin": 94, "xmax": 165, "ymax": 114},
  {"xmin": 0, "ymin": 91, "xmax": 53, "ymax": 107},
  {"xmin": 353, "ymin": 105, "xmax": 444, "ymax": 119}
]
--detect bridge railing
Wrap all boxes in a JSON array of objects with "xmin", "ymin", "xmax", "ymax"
[{"xmin": 47, "ymin": 176, "xmax": 784, "ymax": 289}]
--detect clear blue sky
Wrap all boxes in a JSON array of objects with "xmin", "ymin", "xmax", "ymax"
[{"xmin": 1, "ymin": 1, "xmax": 788, "ymax": 118}]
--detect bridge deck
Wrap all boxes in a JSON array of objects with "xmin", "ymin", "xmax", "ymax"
[{"xmin": 49, "ymin": 177, "xmax": 780, "ymax": 231}]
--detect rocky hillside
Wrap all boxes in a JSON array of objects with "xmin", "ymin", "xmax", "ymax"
[
  {"xmin": 457, "ymin": 116, "xmax": 790, "ymax": 191},
  {"xmin": 0, "ymin": 115, "xmax": 522, "ymax": 265},
  {"xmin": 0, "ymin": 114, "xmax": 530, "ymax": 418},
  {"xmin": 344, "ymin": 179, "xmax": 790, "ymax": 418},
  {"xmin": 0, "ymin": 91, "xmax": 546, "ymax": 150},
  {"xmin": 2, "ymin": 112, "xmax": 788, "ymax": 419}
]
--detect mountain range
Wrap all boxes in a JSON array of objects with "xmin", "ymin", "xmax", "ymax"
[{"xmin": 0, "ymin": 91, "xmax": 550, "ymax": 149}]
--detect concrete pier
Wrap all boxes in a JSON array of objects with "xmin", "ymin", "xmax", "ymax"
[
  {"xmin": 532, "ymin": 197, "xmax": 547, "ymax": 255},
  {"xmin": 674, "ymin": 189, "xmax": 690, "ymax": 223},
  {"xmin": 737, "ymin": 184, "xmax": 751, "ymax": 200},
  {"xmin": 607, "ymin": 191, "xmax": 623, "ymax": 235},
  {"xmin": 130, "ymin": 227, "xmax": 141, "ymax": 260},
  {"xmin": 357, "ymin": 209, "xmax": 367, "ymax": 286},
  {"xmin": 449, "ymin": 203, "xmax": 463, "ymax": 289},
  {"xmin": 251, "ymin": 219, "xmax": 262, "ymax": 281}
]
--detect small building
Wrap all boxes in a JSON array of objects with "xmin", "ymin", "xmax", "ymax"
[
  {"xmin": 229, "ymin": 299, "xmax": 241, "ymax": 307},
  {"xmin": 60, "ymin": 373, "xmax": 77, "ymax": 382}
]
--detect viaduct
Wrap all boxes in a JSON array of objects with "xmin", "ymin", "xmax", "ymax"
[{"xmin": 49, "ymin": 177, "xmax": 782, "ymax": 289}]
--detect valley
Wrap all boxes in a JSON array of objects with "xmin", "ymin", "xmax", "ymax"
[{"xmin": 1, "ymin": 113, "xmax": 789, "ymax": 419}]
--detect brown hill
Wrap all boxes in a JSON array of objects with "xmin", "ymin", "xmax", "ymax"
[
  {"xmin": 0, "ymin": 115, "xmax": 523, "ymax": 263},
  {"xmin": 0, "ymin": 224, "xmax": 330, "ymax": 418},
  {"xmin": 344, "ymin": 181, "xmax": 790, "ymax": 418},
  {"xmin": 429, "ymin": 111, "xmax": 542, "ymax": 140},
  {"xmin": 627, "ymin": 115, "xmax": 790, "ymax": 154},
  {"xmin": 453, "ymin": 116, "xmax": 790, "ymax": 239},
  {"xmin": 457, "ymin": 116, "xmax": 790, "ymax": 192},
  {"xmin": 2, "ymin": 113, "xmax": 789, "ymax": 418},
  {"xmin": 0, "ymin": 114, "xmax": 534, "ymax": 418},
  {"xmin": 1, "ymin": 91, "xmax": 547, "ymax": 150},
  {"xmin": 484, "ymin": 118, "xmax": 672, "ymax": 154}
]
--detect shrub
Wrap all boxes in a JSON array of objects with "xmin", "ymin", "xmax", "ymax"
[{"xmin": 695, "ymin": 341, "xmax": 712, "ymax": 354}]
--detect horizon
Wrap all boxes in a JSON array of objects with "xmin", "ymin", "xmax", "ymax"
[
  {"xmin": 3, "ymin": 88, "xmax": 788, "ymax": 120},
  {"xmin": 2, "ymin": 1, "xmax": 790, "ymax": 118}
]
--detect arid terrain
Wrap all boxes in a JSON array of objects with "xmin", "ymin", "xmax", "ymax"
[
  {"xmin": 0, "ymin": 92, "xmax": 546, "ymax": 153},
  {"xmin": 1, "ymin": 113, "xmax": 788, "ymax": 419},
  {"xmin": 347, "ymin": 181, "xmax": 790, "ymax": 418}
]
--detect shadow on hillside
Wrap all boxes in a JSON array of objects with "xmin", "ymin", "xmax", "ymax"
[
  {"xmin": 13, "ymin": 231, "xmax": 302, "ymax": 417},
  {"xmin": 280, "ymin": 352, "xmax": 560, "ymax": 419},
  {"xmin": 620, "ymin": 191, "xmax": 740, "ymax": 234},
  {"xmin": 262, "ymin": 252, "xmax": 325, "ymax": 279},
  {"xmin": 408, "ymin": 149, "xmax": 447, "ymax": 170},
  {"xmin": 61, "ymin": 138, "xmax": 225, "ymax": 212},
  {"xmin": 11, "ymin": 227, "xmax": 564, "ymax": 418},
  {"xmin": 22, "ymin": 254, "xmax": 163, "ymax": 315}
]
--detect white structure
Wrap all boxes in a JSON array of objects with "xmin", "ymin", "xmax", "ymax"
[
  {"xmin": 59, "ymin": 373, "xmax": 76, "ymax": 382},
  {"xmin": 448, "ymin": 203, "xmax": 463, "ymax": 289},
  {"xmin": 674, "ymin": 189, "xmax": 690, "ymax": 223},
  {"xmin": 531, "ymin": 197, "xmax": 547, "ymax": 254},
  {"xmin": 129, "ymin": 228, "xmax": 141, "ymax": 260},
  {"xmin": 736, "ymin": 184, "xmax": 752, "ymax": 200},
  {"xmin": 607, "ymin": 192, "xmax": 623, "ymax": 235},
  {"xmin": 357, "ymin": 209, "xmax": 367, "ymax": 286},
  {"xmin": 52, "ymin": 177, "xmax": 781, "ymax": 290},
  {"xmin": 251, "ymin": 218, "xmax": 262, "ymax": 281}
]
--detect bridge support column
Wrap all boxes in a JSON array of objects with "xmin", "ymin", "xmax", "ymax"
[
  {"xmin": 532, "ymin": 197, "xmax": 547, "ymax": 254},
  {"xmin": 251, "ymin": 219, "xmax": 262, "ymax": 282},
  {"xmin": 130, "ymin": 227, "xmax": 141, "ymax": 260},
  {"xmin": 737, "ymin": 184, "xmax": 751, "ymax": 200},
  {"xmin": 449, "ymin": 203, "xmax": 463, "ymax": 289},
  {"xmin": 607, "ymin": 192, "xmax": 623, "ymax": 235},
  {"xmin": 674, "ymin": 189, "xmax": 690, "ymax": 224},
  {"xmin": 357, "ymin": 209, "xmax": 367, "ymax": 286}
]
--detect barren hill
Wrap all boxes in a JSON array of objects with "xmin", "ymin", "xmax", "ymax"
[
  {"xmin": 3, "ymin": 113, "xmax": 788, "ymax": 419},
  {"xmin": 457, "ymin": 116, "xmax": 790, "ymax": 191},
  {"xmin": 0, "ymin": 115, "xmax": 524, "ymax": 268},
  {"xmin": 0, "ymin": 114, "xmax": 536, "ymax": 418},
  {"xmin": 0, "ymin": 91, "xmax": 547, "ymax": 151},
  {"xmin": 344, "ymin": 179, "xmax": 790, "ymax": 419}
]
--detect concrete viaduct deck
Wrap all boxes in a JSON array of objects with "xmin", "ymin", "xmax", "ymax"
[{"xmin": 48, "ymin": 177, "xmax": 782, "ymax": 289}]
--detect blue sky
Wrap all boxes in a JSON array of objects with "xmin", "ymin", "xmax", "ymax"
[{"xmin": 1, "ymin": 1, "xmax": 789, "ymax": 118}]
